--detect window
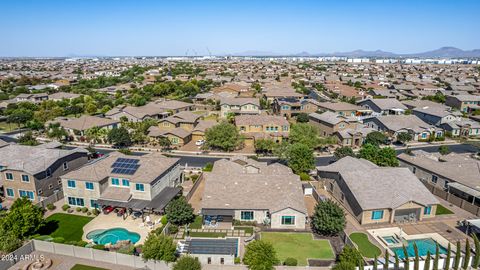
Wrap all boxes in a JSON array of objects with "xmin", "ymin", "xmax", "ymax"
[
  {"xmin": 329, "ymin": 182, "xmax": 334, "ymax": 191},
  {"xmin": 67, "ymin": 180, "xmax": 76, "ymax": 188},
  {"xmin": 424, "ymin": 205, "xmax": 432, "ymax": 215},
  {"xmin": 91, "ymin": 200, "xmax": 98, "ymax": 208},
  {"xmin": 21, "ymin": 175, "xmax": 30, "ymax": 182},
  {"xmin": 38, "ymin": 189, "xmax": 43, "ymax": 195},
  {"xmin": 63, "ymin": 162, "xmax": 68, "ymax": 170},
  {"xmin": 111, "ymin": 178, "xmax": 120, "ymax": 186},
  {"xmin": 282, "ymin": 125, "xmax": 289, "ymax": 131},
  {"xmin": 422, "ymin": 133, "xmax": 427, "ymax": 139},
  {"xmin": 241, "ymin": 211, "xmax": 254, "ymax": 220},
  {"xmin": 67, "ymin": 197, "xmax": 84, "ymax": 206},
  {"xmin": 19, "ymin": 190, "xmax": 35, "ymax": 200},
  {"xmin": 281, "ymin": 216, "xmax": 296, "ymax": 225},
  {"xmin": 412, "ymin": 167, "xmax": 416, "ymax": 174},
  {"xmin": 431, "ymin": 175, "xmax": 438, "ymax": 184},
  {"xmin": 5, "ymin": 173, "xmax": 13, "ymax": 181},
  {"xmin": 135, "ymin": 183, "xmax": 145, "ymax": 191},
  {"xmin": 372, "ymin": 210, "xmax": 384, "ymax": 220},
  {"xmin": 444, "ymin": 180, "xmax": 449, "ymax": 189},
  {"xmin": 85, "ymin": 182, "xmax": 94, "ymax": 190},
  {"xmin": 207, "ymin": 257, "xmax": 212, "ymax": 264},
  {"xmin": 6, "ymin": 188, "xmax": 14, "ymax": 198},
  {"xmin": 122, "ymin": 179, "xmax": 130, "ymax": 186},
  {"xmin": 172, "ymin": 137, "xmax": 179, "ymax": 144},
  {"xmin": 220, "ymin": 258, "xmax": 224, "ymax": 265},
  {"xmin": 48, "ymin": 184, "xmax": 53, "ymax": 190}
]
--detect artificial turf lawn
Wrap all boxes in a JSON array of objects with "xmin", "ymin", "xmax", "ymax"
[
  {"xmin": 349, "ymin": 232, "xmax": 381, "ymax": 258},
  {"xmin": 435, "ymin": 204, "xmax": 454, "ymax": 215},
  {"xmin": 70, "ymin": 264, "xmax": 108, "ymax": 270},
  {"xmin": 188, "ymin": 231, "xmax": 227, "ymax": 238},
  {"xmin": 261, "ymin": 232, "xmax": 334, "ymax": 266},
  {"xmin": 189, "ymin": 216, "xmax": 203, "ymax": 229},
  {"xmin": 45, "ymin": 213, "xmax": 94, "ymax": 242}
]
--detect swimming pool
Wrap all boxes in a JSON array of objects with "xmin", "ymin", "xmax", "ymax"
[
  {"xmin": 390, "ymin": 238, "xmax": 447, "ymax": 259},
  {"xmin": 383, "ymin": 236, "xmax": 400, "ymax": 245},
  {"xmin": 86, "ymin": 228, "xmax": 141, "ymax": 245}
]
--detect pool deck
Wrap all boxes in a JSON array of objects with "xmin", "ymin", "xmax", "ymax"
[{"xmin": 82, "ymin": 212, "xmax": 163, "ymax": 245}]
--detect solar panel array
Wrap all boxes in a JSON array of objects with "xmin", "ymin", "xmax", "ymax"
[
  {"xmin": 111, "ymin": 158, "xmax": 140, "ymax": 175},
  {"xmin": 185, "ymin": 238, "xmax": 238, "ymax": 255}
]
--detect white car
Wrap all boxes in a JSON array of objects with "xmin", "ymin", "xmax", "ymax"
[{"xmin": 195, "ymin": 139, "xmax": 205, "ymax": 146}]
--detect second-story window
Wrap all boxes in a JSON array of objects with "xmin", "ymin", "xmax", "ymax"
[
  {"xmin": 85, "ymin": 182, "xmax": 94, "ymax": 190},
  {"xmin": 21, "ymin": 175, "xmax": 30, "ymax": 182},
  {"xmin": 122, "ymin": 179, "xmax": 130, "ymax": 187},
  {"xmin": 67, "ymin": 180, "xmax": 76, "ymax": 188},
  {"xmin": 135, "ymin": 183, "xmax": 145, "ymax": 192},
  {"xmin": 5, "ymin": 173, "xmax": 13, "ymax": 181},
  {"xmin": 111, "ymin": 178, "xmax": 120, "ymax": 186},
  {"xmin": 63, "ymin": 162, "xmax": 68, "ymax": 170}
]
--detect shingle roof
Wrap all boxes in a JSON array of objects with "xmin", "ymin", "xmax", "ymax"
[
  {"xmin": 51, "ymin": 115, "xmax": 119, "ymax": 131},
  {"xmin": 235, "ymin": 115, "xmax": 288, "ymax": 126},
  {"xmin": 201, "ymin": 157, "xmax": 307, "ymax": 214},
  {"xmin": 62, "ymin": 152, "xmax": 179, "ymax": 184},
  {"xmin": 309, "ymin": 111, "xmax": 355, "ymax": 125}
]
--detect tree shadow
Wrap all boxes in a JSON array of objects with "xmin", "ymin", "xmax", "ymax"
[{"xmin": 36, "ymin": 220, "xmax": 59, "ymax": 235}]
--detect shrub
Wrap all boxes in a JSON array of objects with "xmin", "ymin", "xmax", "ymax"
[
  {"xmin": 117, "ymin": 244, "xmax": 136, "ymax": 255},
  {"xmin": 62, "ymin": 204, "xmax": 70, "ymax": 211},
  {"xmin": 81, "ymin": 207, "xmax": 88, "ymax": 213},
  {"xmin": 169, "ymin": 225, "xmax": 179, "ymax": 235},
  {"xmin": 75, "ymin": 241, "xmax": 88, "ymax": 247},
  {"xmin": 52, "ymin": 237, "xmax": 65, "ymax": 243},
  {"xmin": 311, "ymin": 199, "xmax": 346, "ymax": 235},
  {"xmin": 92, "ymin": 244, "xmax": 105, "ymax": 250},
  {"xmin": 76, "ymin": 207, "xmax": 82, "ymax": 212},
  {"xmin": 203, "ymin": 163, "xmax": 213, "ymax": 172},
  {"xmin": 92, "ymin": 209, "xmax": 100, "ymax": 215},
  {"xmin": 284, "ymin": 257, "xmax": 298, "ymax": 266},
  {"xmin": 67, "ymin": 209, "xmax": 74, "ymax": 213},
  {"xmin": 190, "ymin": 174, "xmax": 199, "ymax": 182},
  {"xmin": 299, "ymin": 172, "xmax": 310, "ymax": 181},
  {"xmin": 234, "ymin": 257, "xmax": 241, "ymax": 264},
  {"xmin": 46, "ymin": 203, "xmax": 56, "ymax": 211},
  {"xmin": 86, "ymin": 211, "xmax": 92, "ymax": 216},
  {"xmin": 161, "ymin": 215, "xmax": 168, "ymax": 225}
]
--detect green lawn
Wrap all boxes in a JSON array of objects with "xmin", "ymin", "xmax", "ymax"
[
  {"xmin": 43, "ymin": 213, "xmax": 94, "ymax": 242},
  {"xmin": 261, "ymin": 232, "xmax": 334, "ymax": 266},
  {"xmin": 349, "ymin": 232, "xmax": 381, "ymax": 258},
  {"xmin": 189, "ymin": 231, "xmax": 227, "ymax": 238},
  {"xmin": 436, "ymin": 204, "xmax": 454, "ymax": 215},
  {"xmin": 189, "ymin": 216, "xmax": 203, "ymax": 229},
  {"xmin": 70, "ymin": 264, "xmax": 108, "ymax": 270}
]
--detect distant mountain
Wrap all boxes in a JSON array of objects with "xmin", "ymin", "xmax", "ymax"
[{"xmin": 228, "ymin": 47, "xmax": 480, "ymax": 58}]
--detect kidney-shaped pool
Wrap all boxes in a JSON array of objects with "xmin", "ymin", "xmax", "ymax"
[{"xmin": 86, "ymin": 228, "xmax": 141, "ymax": 245}]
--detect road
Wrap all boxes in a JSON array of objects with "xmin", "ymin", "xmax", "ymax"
[{"xmin": 94, "ymin": 143, "xmax": 479, "ymax": 168}]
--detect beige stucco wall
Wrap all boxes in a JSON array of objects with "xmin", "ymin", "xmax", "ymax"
[{"xmin": 270, "ymin": 208, "xmax": 306, "ymax": 229}]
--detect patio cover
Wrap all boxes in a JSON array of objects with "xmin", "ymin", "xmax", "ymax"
[
  {"xmin": 97, "ymin": 187, "xmax": 181, "ymax": 211},
  {"xmin": 201, "ymin": 209, "xmax": 235, "ymax": 216},
  {"xmin": 466, "ymin": 219, "xmax": 480, "ymax": 229},
  {"xmin": 448, "ymin": 182, "xmax": 480, "ymax": 198}
]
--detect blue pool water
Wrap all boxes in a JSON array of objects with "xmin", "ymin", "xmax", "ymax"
[
  {"xmin": 86, "ymin": 228, "xmax": 141, "ymax": 245},
  {"xmin": 391, "ymin": 238, "xmax": 447, "ymax": 259},
  {"xmin": 383, "ymin": 236, "xmax": 399, "ymax": 244}
]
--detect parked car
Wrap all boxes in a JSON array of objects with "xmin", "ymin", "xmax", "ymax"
[
  {"xmin": 102, "ymin": 205, "xmax": 114, "ymax": 214},
  {"xmin": 116, "ymin": 208, "xmax": 126, "ymax": 217},
  {"xmin": 195, "ymin": 139, "xmax": 205, "ymax": 146}
]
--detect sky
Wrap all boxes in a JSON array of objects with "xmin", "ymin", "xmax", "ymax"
[{"xmin": 1, "ymin": 0, "xmax": 479, "ymax": 57}]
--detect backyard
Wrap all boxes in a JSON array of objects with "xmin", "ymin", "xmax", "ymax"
[
  {"xmin": 39, "ymin": 213, "xmax": 94, "ymax": 242},
  {"xmin": 70, "ymin": 264, "xmax": 108, "ymax": 270},
  {"xmin": 261, "ymin": 232, "xmax": 335, "ymax": 266},
  {"xmin": 436, "ymin": 204, "xmax": 454, "ymax": 215},
  {"xmin": 349, "ymin": 232, "xmax": 382, "ymax": 258}
]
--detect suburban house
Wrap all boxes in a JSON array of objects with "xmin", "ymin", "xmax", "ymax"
[
  {"xmin": 0, "ymin": 143, "xmax": 89, "ymax": 203},
  {"xmin": 363, "ymin": 115, "xmax": 443, "ymax": 142},
  {"xmin": 191, "ymin": 120, "xmax": 217, "ymax": 142},
  {"xmin": 158, "ymin": 111, "xmax": 202, "ymax": 132},
  {"xmin": 15, "ymin": 93, "xmax": 49, "ymax": 103},
  {"xmin": 334, "ymin": 125, "xmax": 375, "ymax": 148},
  {"xmin": 148, "ymin": 126, "xmax": 192, "ymax": 147},
  {"xmin": 235, "ymin": 115, "xmax": 290, "ymax": 146},
  {"xmin": 398, "ymin": 150, "xmax": 480, "ymax": 206},
  {"xmin": 309, "ymin": 111, "xmax": 358, "ymax": 137},
  {"xmin": 412, "ymin": 106, "xmax": 460, "ymax": 126},
  {"xmin": 357, "ymin": 98, "xmax": 408, "ymax": 116},
  {"xmin": 200, "ymin": 156, "xmax": 307, "ymax": 229},
  {"xmin": 316, "ymin": 102, "xmax": 362, "ymax": 117},
  {"xmin": 262, "ymin": 86, "xmax": 304, "ymax": 103},
  {"xmin": 219, "ymin": 97, "xmax": 260, "ymax": 118},
  {"xmin": 47, "ymin": 115, "xmax": 120, "ymax": 142},
  {"xmin": 154, "ymin": 99, "xmax": 195, "ymax": 113},
  {"xmin": 48, "ymin": 92, "xmax": 81, "ymax": 101},
  {"xmin": 61, "ymin": 152, "xmax": 182, "ymax": 213},
  {"xmin": 105, "ymin": 103, "xmax": 171, "ymax": 122},
  {"xmin": 445, "ymin": 95, "xmax": 480, "ymax": 113},
  {"xmin": 441, "ymin": 118, "xmax": 480, "ymax": 137},
  {"xmin": 272, "ymin": 98, "xmax": 304, "ymax": 118},
  {"xmin": 317, "ymin": 156, "xmax": 439, "ymax": 225}
]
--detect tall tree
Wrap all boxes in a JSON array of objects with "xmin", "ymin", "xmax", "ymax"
[
  {"xmin": 284, "ymin": 143, "xmax": 315, "ymax": 174},
  {"xmin": 334, "ymin": 146, "xmax": 355, "ymax": 160},
  {"xmin": 454, "ymin": 241, "xmax": 461, "ymax": 270},
  {"xmin": 403, "ymin": 245, "xmax": 410, "ymax": 270},
  {"xmin": 107, "ymin": 127, "xmax": 132, "ymax": 147},
  {"xmin": 289, "ymin": 123, "xmax": 320, "ymax": 148},
  {"xmin": 365, "ymin": 131, "xmax": 387, "ymax": 146},
  {"xmin": 472, "ymin": 234, "xmax": 480, "ymax": 268},
  {"xmin": 165, "ymin": 197, "xmax": 195, "ymax": 226},
  {"xmin": 424, "ymin": 252, "xmax": 431, "ymax": 270},
  {"xmin": 445, "ymin": 243, "xmax": 451, "ymax": 270},
  {"xmin": 205, "ymin": 121, "xmax": 241, "ymax": 151},
  {"xmin": 462, "ymin": 239, "xmax": 470, "ymax": 270},
  {"xmin": 311, "ymin": 200, "xmax": 346, "ymax": 236},
  {"xmin": 414, "ymin": 242, "xmax": 419, "ymax": 270},
  {"xmin": 433, "ymin": 244, "xmax": 439, "ymax": 270},
  {"xmin": 243, "ymin": 240, "xmax": 279, "ymax": 270},
  {"xmin": 173, "ymin": 256, "xmax": 202, "ymax": 270},
  {"xmin": 142, "ymin": 233, "xmax": 176, "ymax": 262},
  {"xmin": 384, "ymin": 250, "xmax": 389, "ymax": 270}
]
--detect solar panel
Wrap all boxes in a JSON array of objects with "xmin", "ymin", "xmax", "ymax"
[{"xmin": 111, "ymin": 157, "xmax": 140, "ymax": 175}]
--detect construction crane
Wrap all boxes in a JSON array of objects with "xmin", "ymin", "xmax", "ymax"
[{"xmin": 206, "ymin": 47, "xmax": 212, "ymax": 57}]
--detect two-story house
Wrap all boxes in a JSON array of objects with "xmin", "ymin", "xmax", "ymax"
[
  {"xmin": 445, "ymin": 95, "xmax": 480, "ymax": 113},
  {"xmin": 234, "ymin": 115, "xmax": 290, "ymax": 146},
  {"xmin": 47, "ymin": 115, "xmax": 120, "ymax": 143},
  {"xmin": 308, "ymin": 111, "xmax": 358, "ymax": 137},
  {"xmin": 61, "ymin": 152, "xmax": 182, "ymax": 213},
  {"xmin": 357, "ymin": 98, "xmax": 407, "ymax": 117},
  {"xmin": 220, "ymin": 97, "xmax": 260, "ymax": 118},
  {"xmin": 0, "ymin": 143, "xmax": 89, "ymax": 203}
]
